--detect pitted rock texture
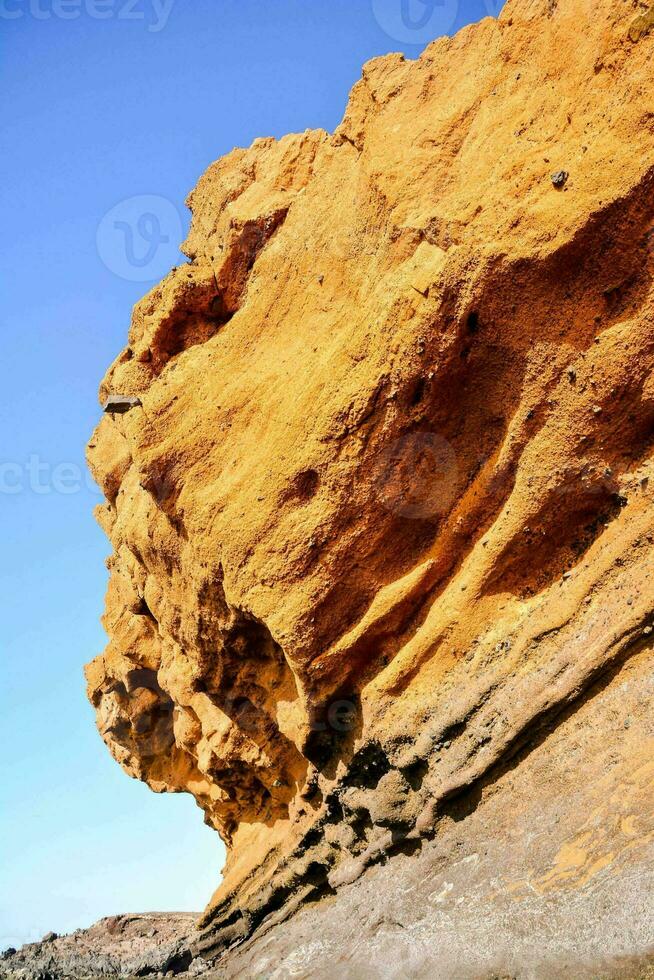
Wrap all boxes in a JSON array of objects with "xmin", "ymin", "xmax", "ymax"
[{"xmin": 86, "ymin": 0, "xmax": 654, "ymax": 967}]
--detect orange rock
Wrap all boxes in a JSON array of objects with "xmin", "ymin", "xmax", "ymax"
[{"xmin": 86, "ymin": 0, "xmax": 654, "ymax": 955}]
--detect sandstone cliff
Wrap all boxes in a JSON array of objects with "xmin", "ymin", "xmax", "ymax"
[{"xmin": 83, "ymin": 0, "xmax": 654, "ymax": 972}]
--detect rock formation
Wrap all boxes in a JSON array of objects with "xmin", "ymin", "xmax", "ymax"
[
  {"xmin": 0, "ymin": 915, "xmax": 201, "ymax": 979},
  {"xmin": 81, "ymin": 0, "xmax": 654, "ymax": 972}
]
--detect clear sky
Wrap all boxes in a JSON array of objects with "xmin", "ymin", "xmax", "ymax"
[{"xmin": 0, "ymin": 0, "xmax": 500, "ymax": 949}]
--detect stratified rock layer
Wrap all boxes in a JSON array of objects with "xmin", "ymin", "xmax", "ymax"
[{"xmin": 85, "ymin": 0, "xmax": 654, "ymax": 968}]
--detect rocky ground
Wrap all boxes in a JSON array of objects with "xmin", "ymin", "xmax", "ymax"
[{"xmin": 0, "ymin": 914, "xmax": 202, "ymax": 980}]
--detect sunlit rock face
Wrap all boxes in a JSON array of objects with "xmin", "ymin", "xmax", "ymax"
[{"xmin": 86, "ymin": 0, "xmax": 654, "ymax": 961}]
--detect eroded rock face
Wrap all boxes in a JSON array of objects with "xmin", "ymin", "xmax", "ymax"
[{"xmin": 86, "ymin": 0, "xmax": 654, "ymax": 962}]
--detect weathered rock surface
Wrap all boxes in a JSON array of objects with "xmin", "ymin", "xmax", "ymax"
[
  {"xmin": 80, "ymin": 0, "xmax": 654, "ymax": 972},
  {"xmin": 204, "ymin": 645, "xmax": 654, "ymax": 978}
]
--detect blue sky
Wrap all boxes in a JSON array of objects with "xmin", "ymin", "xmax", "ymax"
[{"xmin": 0, "ymin": 0, "xmax": 498, "ymax": 948}]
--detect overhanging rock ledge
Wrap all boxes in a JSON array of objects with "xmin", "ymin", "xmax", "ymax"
[{"xmin": 84, "ymin": 0, "xmax": 654, "ymax": 972}]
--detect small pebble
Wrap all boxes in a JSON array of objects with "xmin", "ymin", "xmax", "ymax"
[{"xmin": 552, "ymin": 170, "xmax": 569, "ymax": 188}]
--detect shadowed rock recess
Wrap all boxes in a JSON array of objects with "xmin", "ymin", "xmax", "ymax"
[{"xmin": 41, "ymin": 0, "xmax": 654, "ymax": 974}]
